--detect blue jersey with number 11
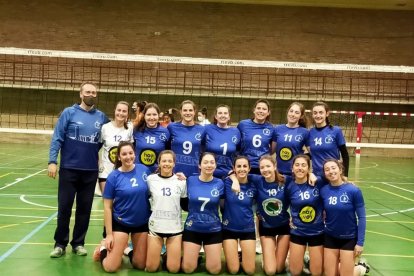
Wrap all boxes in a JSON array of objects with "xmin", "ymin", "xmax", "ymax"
[{"xmin": 273, "ymin": 125, "xmax": 309, "ymax": 175}]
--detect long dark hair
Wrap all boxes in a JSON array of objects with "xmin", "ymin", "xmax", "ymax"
[
  {"xmin": 134, "ymin": 102, "xmax": 160, "ymax": 132},
  {"xmin": 114, "ymin": 141, "xmax": 135, "ymax": 169},
  {"xmin": 253, "ymin": 99, "xmax": 271, "ymax": 122},
  {"xmin": 291, "ymin": 154, "xmax": 311, "ymax": 180},
  {"xmin": 287, "ymin": 102, "xmax": 308, "ymax": 128},
  {"xmin": 312, "ymin": 101, "xmax": 332, "ymax": 128}
]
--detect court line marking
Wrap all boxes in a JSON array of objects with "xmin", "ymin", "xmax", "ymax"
[
  {"xmin": 19, "ymin": 195, "xmax": 56, "ymax": 209},
  {"xmin": 0, "ymin": 152, "xmax": 47, "ymax": 167},
  {"xmin": 0, "ymin": 224, "xmax": 19, "ymax": 230},
  {"xmin": 0, "ymin": 193, "xmax": 56, "ymax": 198},
  {"xmin": 352, "ymin": 162, "xmax": 379, "ymax": 170},
  {"xmin": 367, "ymin": 230, "xmax": 414, "ymax": 242},
  {"xmin": 0, "ymin": 169, "xmax": 46, "ymax": 191},
  {"xmin": 381, "ymin": 182, "xmax": 414, "ymax": 194},
  {"xmin": 366, "ymin": 207, "xmax": 414, "ymax": 218},
  {"xmin": 367, "ymin": 219, "xmax": 414, "ymax": 224},
  {"xmin": 363, "ymin": 253, "xmax": 414, "ymax": 258},
  {"xmin": 370, "ymin": 186, "xmax": 414, "ymax": 202},
  {"xmin": 0, "ymin": 214, "xmax": 48, "ymax": 219},
  {"xmin": 0, "ymin": 211, "xmax": 57, "ymax": 263},
  {"xmin": 0, "ymin": 173, "xmax": 11, "ymax": 178}
]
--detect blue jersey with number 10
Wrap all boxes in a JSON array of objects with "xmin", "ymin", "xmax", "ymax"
[
  {"xmin": 184, "ymin": 176, "xmax": 224, "ymax": 233},
  {"xmin": 273, "ymin": 124, "xmax": 309, "ymax": 175},
  {"xmin": 237, "ymin": 119, "xmax": 274, "ymax": 169},
  {"xmin": 168, "ymin": 122, "xmax": 205, "ymax": 177},
  {"xmin": 204, "ymin": 124, "xmax": 241, "ymax": 179}
]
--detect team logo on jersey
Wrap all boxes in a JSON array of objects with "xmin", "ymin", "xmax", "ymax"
[
  {"xmin": 195, "ymin": 132, "xmax": 202, "ymax": 141},
  {"xmin": 222, "ymin": 219, "xmax": 229, "ymax": 226},
  {"xmin": 299, "ymin": 205, "xmax": 316, "ymax": 223},
  {"xmin": 340, "ymin": 192, "xmax": 349, "ymax": 203},
  {"xmin": 211, "ymin": 188, "xmax": 220, "ymax": 197},
  {"xmin": 295, "ymin": 135, "xmax": 304, "ymax": 142},
  {"xmin": 140, "ymin": 149, "xmax": 156, "ymax": 166},
  {"xmin": 108, "ymin": 146, "xmax": 118, "ymax": 164},
  {"xmin": 142, "ymin": 173, "xmax": 148, "ymax": 182},
  {"xmin": 246, "ymin": 190, "xmax": 255, "ymax": 198},
  {"xmin": 232, "ymin": 135, "xmax": 239, "ymax": 144},
  {"xmin": 185, "ymin": 220, "xmax": 193, "ymax": 227},
  {"xmin": 262, "ymin": 198, "xmax": 283, "ymax": 216},
  {"xmin": 95, "ymin": 121, "xmax": 101, "ymax": 129},
  {"xmin": 325, "ymin": 135, "xmax": 334, "ymax": 144},
  {"xmin": 312, "ymin": 188, "xmax": 319, "ymax": 197},
  {"xmin": 159, "ymin": 133, "xmax": 168, "ymax": 142},
  {"xmin": 279, "ymin": 147, "xmax": 293, "ymax": 161},
  {"xmin": 263, "ymin": 128, "xmax": 271, "ymax": 136}
]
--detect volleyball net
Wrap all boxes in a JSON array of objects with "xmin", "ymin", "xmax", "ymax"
[{"xmin": 0, "ymin": 47, "xmax": 413, "ymax": 155}]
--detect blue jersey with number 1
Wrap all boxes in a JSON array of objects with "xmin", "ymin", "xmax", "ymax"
[
  {"xmin": 168, "ymin": 122, "xmax": 205, "ymax": 177},
  {"xmin": 273, "ymin": 125, "xmax": 309, "ymax": 175},
  {"xmin": 204, "ymin": 124, "xmax": 241, "ymax": 178},
  {"xmin": 237, "ymin": 119, "xmax": 274, "ymax": 169},
  {"xmin": 184, "ymin": 176, "xmax": 224, "ymax": 233}
]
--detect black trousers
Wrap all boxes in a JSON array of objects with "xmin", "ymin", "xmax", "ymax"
[{"xmin": 54, "ymin": 168, "xmax": 98, "ymax": 249}]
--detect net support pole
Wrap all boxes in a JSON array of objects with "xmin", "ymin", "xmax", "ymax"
[{"xmin": 354, "ymin": 112, "xmax": 365, "ymax": 181}]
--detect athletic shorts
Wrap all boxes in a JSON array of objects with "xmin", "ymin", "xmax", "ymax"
[
  {"xmin": 258, "ymin": 221, "xmax": 290, "ymax": 237},
  {"xmin": 324, "ymin": 234, "xmax": 356, "ymax": 251},
  {"xmin": 290, "ymin": 233, "xmax": 324, "ymax": 246},
  {"xmin": 222, "ymin": 229, "xmax": 256, "ymax": 241},
  {"xmin": 149, "ymin": 230, "xmax": 182, "ymax": 239},
  {"xmin": 98, "ymin": 160, "xmax": 115, "ymax": 179},
  {"xmin": 182, "ymin": 229, "xmax": 222, "ymax": 245},
  {"xmin": 112, "ymin": 219, "xmax": 149, "ymax": 234}
]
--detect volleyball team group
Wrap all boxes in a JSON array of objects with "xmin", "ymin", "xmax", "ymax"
[{"xmin": 47, "ymin": 82, "xmax": 369, "ymax": 276}]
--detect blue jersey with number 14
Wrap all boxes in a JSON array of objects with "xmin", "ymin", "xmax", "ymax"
[{"xmin": 273, "ymin": 124, "xmax": 309, "ymax": 175}]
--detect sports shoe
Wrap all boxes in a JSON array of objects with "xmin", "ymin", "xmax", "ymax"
[
  {"xmin": 123, "ymin": 241, "xmax": 133, "ymax": 256},
  {"xmin": 50, "ymin": 247, "xmax": 65, "ymax": 258},
  {"xmin": 161, "ymin": 244, "xmax": 167, "ymax": 256},
  {"xmin": 92, "ymin": 245, "xmax": 102, "ymax": 262},
  {"xmin": 255, "ymin": 239, "xmax": 262, "ymax": 254},
  {"xmin": 72, "ymin": 245, "xmax": 87, "ymax": 256},
  {"xmin": 356, "ymin": 258, "xmax": 370, "ymax": 275}
]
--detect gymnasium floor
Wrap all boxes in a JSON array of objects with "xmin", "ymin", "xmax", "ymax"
[{"xmin": 0, "ymin": 143, "xmax": 413, "ymax": 275}]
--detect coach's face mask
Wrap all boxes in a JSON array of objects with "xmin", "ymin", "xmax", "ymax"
[{"xmin": 83, "ymin": 96, "xmax": 96, "ymax": 107}]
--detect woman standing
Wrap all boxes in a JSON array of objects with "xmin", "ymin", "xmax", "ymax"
[
  {"xmin": 222, "ymin": 156, "xmax": 256, "ymax": 275},
  {"xmin": 253, "ymin": 155, "xmax": 290, "ymax": 275},
  {"xmin": 182, "ymin": 153, "xmax": 224, "ymax": 274},
  {"xmin": 204, "ymin": 104, "xmax": 241, "ymax": 179},
  {"xmin": 306, "ymin": 101, "xmax": 349, "ymax": 178},
  {"xmin": 285, "ymin": 154, "xmax": 324, "ymax": 276},
  {"xmin": 133, "ymin": 102, "xmax": 170, "ymax": 172},
  {"xmin": 273, "ymin": 102, "xmax": 309, "ymax": 176},
  {"xmin": 98, "ymin": 101, "xmax": 133, "ymax": 194},
  {"xmin": 94, "ymin": 141, "xmax": 150, "ymax": 273},
  {"xmin": 320, "ymin": 159, "xmax": 368, "ymax": 276},
  {"xmin": 237, "ymin": 99, "xmax": 274, "ymax": 174},
  {"xmin": 146, "ymin": 150, "xmax": 187, "ymax": 273},
  {"xmin": 168, "ymin": 100, "xmax": 205, "ymax": 177}
]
